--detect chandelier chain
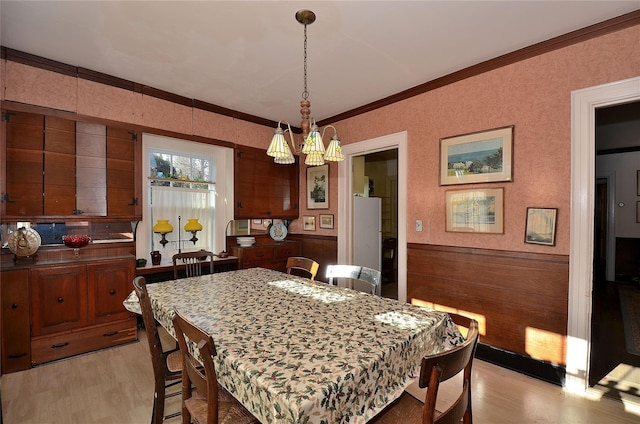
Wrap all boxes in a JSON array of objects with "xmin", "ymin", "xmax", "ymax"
[{"xmin": 302, "ymin": 23, "xmax": 309, "ymax": 100}]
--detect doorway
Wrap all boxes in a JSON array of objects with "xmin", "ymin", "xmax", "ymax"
[
  {"xmin": 567, "ymin": 76, "xmax": 640, "ymax": 394},
  {"xmin": 337, "ymin": 132, "xmax": 408, "ymax": 303}
]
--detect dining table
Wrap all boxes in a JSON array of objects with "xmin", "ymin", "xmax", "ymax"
[{"xmin": 123, "ymin": 267, "xmax": 464, "ymax": 424}]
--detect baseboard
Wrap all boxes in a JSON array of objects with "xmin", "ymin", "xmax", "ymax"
[{"xmin": 475, "ymin": 343, "xmax": 566, "ymax": 386}]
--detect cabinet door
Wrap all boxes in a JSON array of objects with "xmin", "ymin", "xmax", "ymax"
[
  {"xmin": 106, "ymin": 127, "xmax": 139, "ymax": 216},
  {"xmin": 234, "ymin": 146, "xmax": 299, "ymax": 219},
  {"xmin": 5, "ymin": 111, "xmax": 44, "ymax": 216},
  {"xmin": 44, "ymin": 116, "xmax": 76, "ymax": 215},
  {"xmin": 76, "ymin": 122, "xmax": 107, "ymax": 216},
  {"xmin": 87, "ymin": 259, "xmax": 135, "ymax": 324},
  {"xmin": 1, "ymin": 269, "xmax": 31, "ymax": 374},
  {"xmin": 30, "ymin": 265, "xmax": 88, "ymax": 336}
]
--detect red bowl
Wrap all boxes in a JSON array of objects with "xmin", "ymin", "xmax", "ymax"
[{"xmin": 63, "ymin": 235, "xmax": 91, "ymax": 248}]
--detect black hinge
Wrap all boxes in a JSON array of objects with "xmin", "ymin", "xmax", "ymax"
[
  {"xmin": 236, "ymin": 150, "xmax": 243, "ymax": 158},
  {"xmin": 237, "ymin": 201, "xmax": 243, "ymax": 208},
  {"xmin": 1, "ymin": 112, "xmax": 10, "ymax": 122},
  {"xmin": 1, "ymin": 193, "xmax": 16, "ymax": 203},
  {"xmin": 129, "ymin": 131, "xmax": 138, "ymax": 141},
  {"xmin": 128, "ymin": 197, "xmax": 139, "ymax": 206}
]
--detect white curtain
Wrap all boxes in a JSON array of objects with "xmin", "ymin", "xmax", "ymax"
[{"xmin": 150, "ymin": 186, "xmax": 214, "ymax": 256}]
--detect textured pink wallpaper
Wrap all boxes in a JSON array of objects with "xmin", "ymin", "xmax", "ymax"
[
  {"xmin": 2, "ymin": 25, "xmax": 638, "ymax": 256},
  {"xmin": 328, "ymin": 25, "xmax": 640, "ymax": 255}
]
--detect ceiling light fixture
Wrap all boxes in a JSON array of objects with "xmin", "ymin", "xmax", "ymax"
[{"xmin": 267, "ymin": 9, "xmax": 344, "ymax": 167}]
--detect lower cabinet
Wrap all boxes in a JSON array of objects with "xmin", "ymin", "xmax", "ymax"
[
  {"xmin": 1, "ymin": 257, "xmax": 138, "ymax": 373},
  {"xmin": 1, "ymin": 269, "xmax": 31, "ymax": 374},
  {"xmin": 231, "ymin": 240, "xmax": 301, "ymax": 272}
]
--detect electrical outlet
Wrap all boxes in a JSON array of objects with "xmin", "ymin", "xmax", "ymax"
[{"xmin": 416, "ymin": 219, "xmax": 423, "ymax": 232}]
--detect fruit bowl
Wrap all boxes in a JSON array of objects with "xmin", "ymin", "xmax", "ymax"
[{"xmin": 63, "ymin": 235, "xmax": 91, "ymax": 248}]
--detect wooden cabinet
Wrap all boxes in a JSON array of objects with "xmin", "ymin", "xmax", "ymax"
[
  {"xmin": 28, "ymin": 258, "xmax": 137, "ymax": 367},
  {"xmin": 231, "ymin": 240, "xmax": 301, "ymax": 272},
  {"xmin": 234, "ymin": 146, "xmax": 299, "ymax": 219},
  {"xmin": 1, "ymin": 109, "xmax": 141, "ymax": 220},
  {"xmin": 1, "ymin": 269, "xmax": 31, "ymax": 374}
]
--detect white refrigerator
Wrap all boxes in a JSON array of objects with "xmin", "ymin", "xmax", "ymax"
[{"xmin": 353, "ymin": 196, "xmax": 382, "ymax": 271}]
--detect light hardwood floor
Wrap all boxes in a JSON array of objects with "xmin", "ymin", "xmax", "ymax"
[{"xmin": 2, "ymin": 328, "xmax": 640, "ymax": 424}]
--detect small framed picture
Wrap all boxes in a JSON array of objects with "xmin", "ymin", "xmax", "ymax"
[
  {"xmin": 303, "ymin": 215, "xmax": 316, "ymax": 231},
  {"xmin": 319, "ymin": 214, "xmax": 334, "ymax": 229},
  {"xmin": 637, "ymin": 170, "xmax": 640, "ymax": 196},
  {"xmin": 252, "ymin": 219, "xmax": 262, "ymax": 225},
  {"xmin": 445, "ymin": 188, "xmax": 504, "ymax": 233},
  {"xmin": 637, "ymin": 201, "xmax": 640, "ymax": 223},
  {"xmin": 525, "ymin": 207, "xmax": 558, "ymax": 246}
]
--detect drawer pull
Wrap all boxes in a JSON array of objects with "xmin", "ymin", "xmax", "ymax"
[
  {"xmin": 103, "ymin": 331, "xmax": 119, "ymax": 337},
  {"xmin": 8, "ymin": 352, "xmax": 27, "ymax": 359},
  {"xmin": 57, "ymin": 297, "xmax": 64, "ymax": 303},
  {"xmin": 256, "ymin": 253, "xmax": 264, "ymax": 258},
  {"xmin": 11, "ymin": 303, "xmax": 19, "ymax": 309},
  {"xmin": 51, "ymin": 342, "xmax": 69, "ymax": 349},
  {"xmin": 109, "ymin": 289, "xmax": 116, "ymax": 295}
]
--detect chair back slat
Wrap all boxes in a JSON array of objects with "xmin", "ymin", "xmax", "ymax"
[
  {"xmin": 325, "ymin": 264, "xmax": 382, "ymax": 295},
  {"xmin": 173, "ymin": 249, "xmax": 216, "ymax": 279},
  {"xmin": 286, "ymin": 256, "xmax": 320, "ymax": 281}
]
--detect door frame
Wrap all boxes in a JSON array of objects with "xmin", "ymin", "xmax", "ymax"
[
  {"xmin": 338, "ymin": 131, "xmax": 408, "ymax": 302},
  {"xmin": 567, "ymin": 76, "xmax": 640, "ymax": 393}
]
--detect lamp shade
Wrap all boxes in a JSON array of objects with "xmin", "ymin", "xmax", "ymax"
[
  {"xmin": 267, "ymin": 127, "xmax": 290, "ymax": 158},
  {"xmin": 184, "ymin": 218, "xmax": 203, "ymax": 232},
  {"xmin": 324, "ymin": 135, "xmax": 344, "ymax": 162},
  {"xmin": 305, "ymin": 151, "xmax": 325, "ymax": 166},
  {"xmin": 153, "ymin": 219, "xmax": 173, "ymax": 234},
  {"xmin": 302, "ymin": 125, "xmax": 325, "ymax": 155}
]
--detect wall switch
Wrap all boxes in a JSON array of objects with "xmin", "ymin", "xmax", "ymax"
[{"xmin": 416, "ymin": 219, "xmax": 423, "ymax": 232}]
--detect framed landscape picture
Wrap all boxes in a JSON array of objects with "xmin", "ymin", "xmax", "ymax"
[
  {"xmin": 525, "ymin": 207, "xmax": 558, "ymax": 245},
  {"xmin": 440, "ymin": 125, "xmax": 514, "ymax": 186},
  {"xmin": 307, "ymin": 164, "xmax": 329, "ymax": 209},
  {"xmin": 303, "ymin": 215, "xmax": 316, "ymax": 231},
  {"xmin": 319, "ymin": 214, "xmax": 334, "ymax": 229},
  {"xmin": 445, "ymin": 188, "xmax": 504, "ymax": 233}
]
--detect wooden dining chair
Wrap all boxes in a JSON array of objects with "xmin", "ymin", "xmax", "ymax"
[
  {"xmin": 419, "ymin": 314, "xmax": 479, "ymax": 423},
  {"xmin": 370, "ymin": 313, "xmax": 479, "ymax": 424},
  {"xmin": 325, "ymin": 264, "xmax": 382, "ymax": 296},
  {"xmin": 132, "ymin": 276, "xmax": 183, "ymax": 424},
  {"xmin": 172, "ymin": 307, "xmax": 260, "ymax": 424},
  {"xmin": 172, "ymin": 249, "xmax": 216, "ymax": 279},
  {"xmin": 286, "ymin": 256, "xmax": 320, "ymax": 281}
]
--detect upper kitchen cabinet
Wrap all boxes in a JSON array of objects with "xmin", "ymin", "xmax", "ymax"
[
  {"xmin": 234, "ymin": 146, "xmax": 299, "ymax": 219},
  {"xmin": 1, "ymin": 109, "xmax": 141, "ymax": 220}
]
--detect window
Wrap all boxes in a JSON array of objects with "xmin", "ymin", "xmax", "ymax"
[{"xmin": 139, "ymin": 134, "xmax": 234, "ymax": 264}]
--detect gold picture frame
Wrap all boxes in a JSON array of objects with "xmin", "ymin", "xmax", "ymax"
[
  {"xmin": 303, "ymin": 215, "xmax": 316, "ymax": 231},
  {"xmin": 525, "ymin": 207, "xmax": 558, "ymax": 246},
  {"xmin": 319, "ymin": 214, "xmax": 334, "ymax": 229},
  {"xmin": 445, "ymin": 188, "xmax": 504, "ymax": 233},
  {"xmin": 440, "ymin": 126, "xmax": 513, "ymax": 186}
]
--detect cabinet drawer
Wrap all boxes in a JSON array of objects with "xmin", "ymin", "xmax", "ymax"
[
  {"xmin": 274, "ymin": 243, "xmax": 301, "ymax": 259},
  {"xmin": 244, "ymin": 247, "xmax": 274, "ymax": 262},
  {"xmin": 31, "ymin": 318, "xmax": 137, "ymax": 365}
]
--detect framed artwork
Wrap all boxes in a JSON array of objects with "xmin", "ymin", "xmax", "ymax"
[
  {"xmin": 252, "ymin": 219, "xmax": 262, "ymax": 225},
  {"xmin": 637, "ymin": 170, "xmax": 640, "ymax": 196},
  {"xmin": 303, "ymin": 215, "xmax": 316, "ymax": 231},
  {"xmin": 637, "ymin": 201, "xmax": 640, "ymax": 224},
  {"xmin": 445, "ymin": 188, "xmax": 504, "ymax": 233},
  {"xmin": 319, "ymin": 214, "xmax": 334, "ymax": 229},
  {"xmin": 440, "ymin": 125, "xmax": 514, "ymax": 186},
  {"xmin": 525, "ymin": 207, "xmax": 558, "ymax": 246},
  {"xmin": 307, "ymin": 164, "xmax": 329, "ymax": 209}
]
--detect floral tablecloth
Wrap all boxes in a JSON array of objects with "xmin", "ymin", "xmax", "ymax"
[{"xmin": 124, "ymin": 268, "xmax": 464, "ymax": 424}]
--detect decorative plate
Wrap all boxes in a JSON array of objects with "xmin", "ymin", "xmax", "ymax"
[
  {"xmin": 8, "ymin": 227, "xmax": 41, "ymax": 257},
  {"xmin": 268, "ymin": 222, "xmax": 288, "ymax": 241}
]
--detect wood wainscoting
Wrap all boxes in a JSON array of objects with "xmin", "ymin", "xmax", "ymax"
[
  {"xmin": 408, "ymin": 244, "xmax": 569, "ymax": 373},
  {"xmin": 288, "ymin": 234, "xmax": 337, "ymax": 283}
]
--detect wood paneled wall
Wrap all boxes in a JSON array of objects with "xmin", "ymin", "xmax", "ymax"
[{"xmin": 407, "ymin": 244, "xmax": 569, "ymax": 366}]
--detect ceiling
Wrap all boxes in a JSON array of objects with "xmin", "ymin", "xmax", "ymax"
[{"xmin": 1, "ymin": 1, "xmax": 639, "ymax": 126}]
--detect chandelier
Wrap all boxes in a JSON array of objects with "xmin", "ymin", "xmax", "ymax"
[{"xmin": 266, "ymin": 9, "xmax": 344, "ymax": 166}]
